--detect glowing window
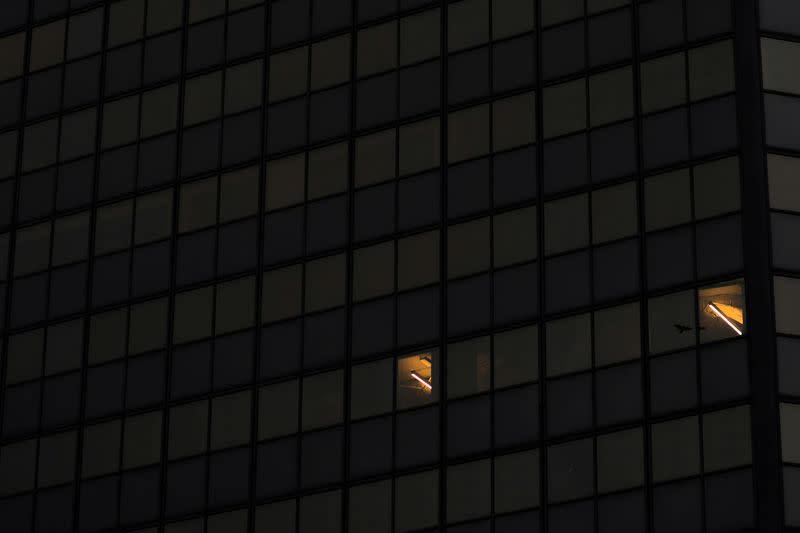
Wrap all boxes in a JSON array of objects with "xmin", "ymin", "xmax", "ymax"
[{"xmin": 397, "ymin": 349, "xmax": 439, "ymax": 409}]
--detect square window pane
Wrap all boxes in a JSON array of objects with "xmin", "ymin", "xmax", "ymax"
[
  {"xmin": 179, "ymin": 177, "xmax": 218, "ymax": 232},
  {"xmin": 448, "ymin": 217, "xmax": 490, "ymax": 278},
  {"xmin": 398, "ymin": 230, "xmax": 439, "ymax": 291},
  {"xmin": 448, "ymin": 104, "xmax": 490, "ymax": 163},
  {"xmin": 258, "ymin": 380, "xmax": 299, "ymax": 440},
  {"xmin": 123, "ymin": 411, "xmax": 162, "ymax": 468},
  {"xmin": 688, "ymin": 40, "xmax": 735, "ymax": 101},
  {"xmin": 493, "ymin": 0, "xmax": 535, "ymax": 39},
  {"xmin": 30, "ymin": 20, "xmax": 66, "ymax": 72},
  {"xmin": 349, "ymin": 480, "xmax": 391, "ymax": 533},
  {"xmin": 640, "ymin": 53, "xmax": 686, "ymax": 114},
  {"xmin": 762, "ymin": 37, "xmax": 800, "ymax": 96},
  {"xmin": 781, "ymin": 402, "xmax": 800, "ymax": 464},
  {"xmin": 220, "ymin": 166, "xmax": 259, "ymax": 222},
  {"xmin": 210, "ymin": 390, "xmax": 252, "ymax": 450},
  {"xmin": 256, "ymin": 500, "xmax": 296, "ymax": 533},
  {"xmin": 302, "ymin": 370, "xmax": 344, "ymax": 430},
  {"xmin": 353, "ymin": 242, "xmax": 394, "ymax": 302},
  {"xmin": 448, "ymin": 0, "xmax": 489, "ymax": 53},
  {"xmin": 173, "ymin": 286, "xmax": 214, "ymax": 344},
  {"xmin": 395, "ymin": 470, "xmax": 438, "ymax": 533},
  {"xmin": 447, "ymin": 336, "xmax": 490, "ymax": 399},
  {"xmin": 543, "ymin": 79, "xmax": 586, "ymax": 139},
  {"xmin": 261, "ymin": 265, "xmax": 303, "ymax": 322},
  {"xmin": 446, "ymin": 459, "xmax": 491, "ymax": 522},
  {"xmin": 215, "ymin": 276, "xmax": 256, "ymax": 335},
  {"xmin": 494, "ymin": 449, "xmax": 540, "ymax": 512},
  {"xmin": 269, "ymin": 46, "xmax": 309, "ymax": 102},
  {"xmin": 645, "ymin": 169, "xmax": 691, "ymax": 231},
  {"xmin": 358, "ymin": 22, "xmax": 397, "ymax": 77},
  {"xmin": 305, "ymin": 253, "xmax": 346, "ymax": 313},
  {"xmin": 651, "ymin": 416, "xmax": 700, "ymax": 482},
  {"xmin": 544, "ymin": 193, "xmax": 589, "ymax": 255},
  {"xmin": 95, "ymin": 200, "xmax": 133, "ymax": 255},
  {"xmin": 702, "ymin": 406, "xmax": 751, "ymax": 472},
  {"xmin": 6, "ymin": 329, "xmax": 44, "ymax": 385},
  {"xmin": 128, "ymin": 298, "xmax": 168, "ymax": 354},
  {"xmin": 351, "ymin": 358, "xmax": 393, "ymax": 420},
  {"xmin": 494, "ymin": 324, "xmax": 538, "ymax": 388},
  {"xmin": 590, "ymin": 67, "xmax": 634, "ymax": 126},
  {"xmin": 494, "ymin": 205, "xmax": 537, "ymax": 268},
  {"xmin": 693, "ymin": 156, "xmax": 740, "ymax": 219},
  {"xmin": 594, "ymin": 303, "xmax": 640, "ymax": 366},
  {"xmin": 135, "ymin": 189, "xmax": 173, "ymax": 244},
  {"xmin": 88, "ymin": 308, "xmax": 127, "ymax": 364},
  {"xmin": 768, "ymin": 154, "xmax": 800, "ymax": 212},
  {"xmin": 266, "ymin": 153, "xmax": 305, "ymax": 210},
  {"xmin": 14, "ymin": 222, "xmax": 51, "ymax": 276},
  {"xmin": 308, "ymin": 142, "xmax": 349, "ymax": 200},
  {"xmin": 311, "ymin": 35, "xmax": 350, "ymax": 90},
  {"xmin": 400, "ymin": 9, "xmax": 440, "ymax": 66},
  {"xmin": 141, "ymin": 83, "xmax": 179, "ymax": 137},
  {"xmin": 597, "ymin": 428, "xmax": 644, "ymax": 493},
  {"xmin": 648, "ymin": 290, "xmax": 695, "ymax": 354},
  {"xmin": 168, "ymin": 400, "xmax": 209, "ymax": 459},
  {"xmin": 541, "ymin": 0, "xmax": 583, "ymax": 26},
  {"xmin": 184, "ymin": 71, "xmax": 223, "ymax": 126},
  {"xmin": 591, "ymin": 181, "xmax": 637, "ymax": 243},
  {"xmin": 546, "ymin": 313, "xmax": 591, "ymax": 377},
  {"xmin": 355, "ymin": 129, "xmax": 395, "ymax": 187},
  {"xmin": 225, "ymin": 59, "xmax": 263, "ymax": 114},
  {"xmin": 399, "ymin": 117, "xmax": 440, "ymax": 176},
  {"xmin": 492, "ymin": 92, "xmax": 536, "ymax": 151},
  {"xmin": 81, "ymin": 420, "xmax": 121, "ymax": 477},
  {"xmin": 547, "ymin": 438, "xmax": 594, "ymax": 503},
  {"xmin": 146, "ymin": 0, "xmax": 183, "ymax": 35}
]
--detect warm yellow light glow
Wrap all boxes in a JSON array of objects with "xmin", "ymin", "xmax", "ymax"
[
  {"xmin": 420, "ymin": 355, "xmax": 433, "ymax": 367},
  {"xmin": 707, "ymin": 302, "xmax": 743, "ymax": 336},
  {"xmin": 410, "ymin": 371, "xmax": 433, "ymax": 391},
  {"xmin": 711, "ymin": 302, "xmax": 743, "ymax": 325}
]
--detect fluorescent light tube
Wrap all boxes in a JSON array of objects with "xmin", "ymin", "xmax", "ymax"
[
  {"xmin": 707, "ymin": 302, "xmax": 743, "ymax": 336},
  {"xmin": 410, "ymin": 371, "xmax": 433, "ymax": 391}
]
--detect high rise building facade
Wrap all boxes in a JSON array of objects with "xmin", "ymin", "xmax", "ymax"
[{"xmin": 0, "ymin": 0, "xmax": 799, "ymax": 531}]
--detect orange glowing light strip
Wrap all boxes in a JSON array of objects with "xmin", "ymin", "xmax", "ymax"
[
  {"xmin": 410, "ymin": 371, "xmax": 433, "ymax": 391},
  {"xmin": 707, "ymin": 302, "xmax": 743, "ymax": 336}
]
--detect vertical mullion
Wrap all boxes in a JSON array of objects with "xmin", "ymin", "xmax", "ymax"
[
  {"xmin": 732, "ymin": 0, "xmax": 783, "ymax": 531},
  {"xmin": 248, "ymin": 0, "xmax": 272, "ymax": 529},
  {"xmin": 70, "ymin": 0, "xmax": 113, "ymax": 531},
  {"xmin": 628, "ymin": 1, "xmax": 655, "ymax": 532},
  {"xmin": 534, "ymin": 0, "xmax": 547, "ymax": 530},
  {"xmin": 115, "ymin": 0, "xmax": 148, "ymax": 523},
  {"xmin": 487, "ymin": 0, "xmax": 496, "ymax": 529},
  {"xmin": 295, "ymin": 2, "xmax": 315, "ymax": 530},
  {"xmin": 342, "ymin": 0, "xmax": 358, "ymax": 531},
  {"xmin": 439, "ymin": 0, "xmax": 449, "ymax": 532},
  {"xmin": 391, "ymin": 4, "xmax": 402, "ymax": 533},
  {"xmin": 201, "ymin": 0, "xmax": 232, "ymax": 523},
  {"xmin": 158, "ymin": 0, "xmax": 192, "ymax": 528},
  {"xmin": 679, "ymin": 3, "xmax": 709, "ymax": 532},
  {"xmin": 581, "ymin": 2, "xmax": 601, "ymax": 532}
]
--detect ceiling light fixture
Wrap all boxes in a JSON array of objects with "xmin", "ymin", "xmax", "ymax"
[
  {"xmin": 707, "ymin": 302, "xmax": 743, "ymax": 336},
  {"xmin": 410, "ymin": 371, "xmax": 433, "ymax": 391}
]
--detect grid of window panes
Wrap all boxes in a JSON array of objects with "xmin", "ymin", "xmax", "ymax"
[
  {"xmin": 0, "ymin": 0, "xmax": 759, "ymax": 532},
  {"xmin": 760, "ymin": 0, "xmax": 800, "ymax": 528}
]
